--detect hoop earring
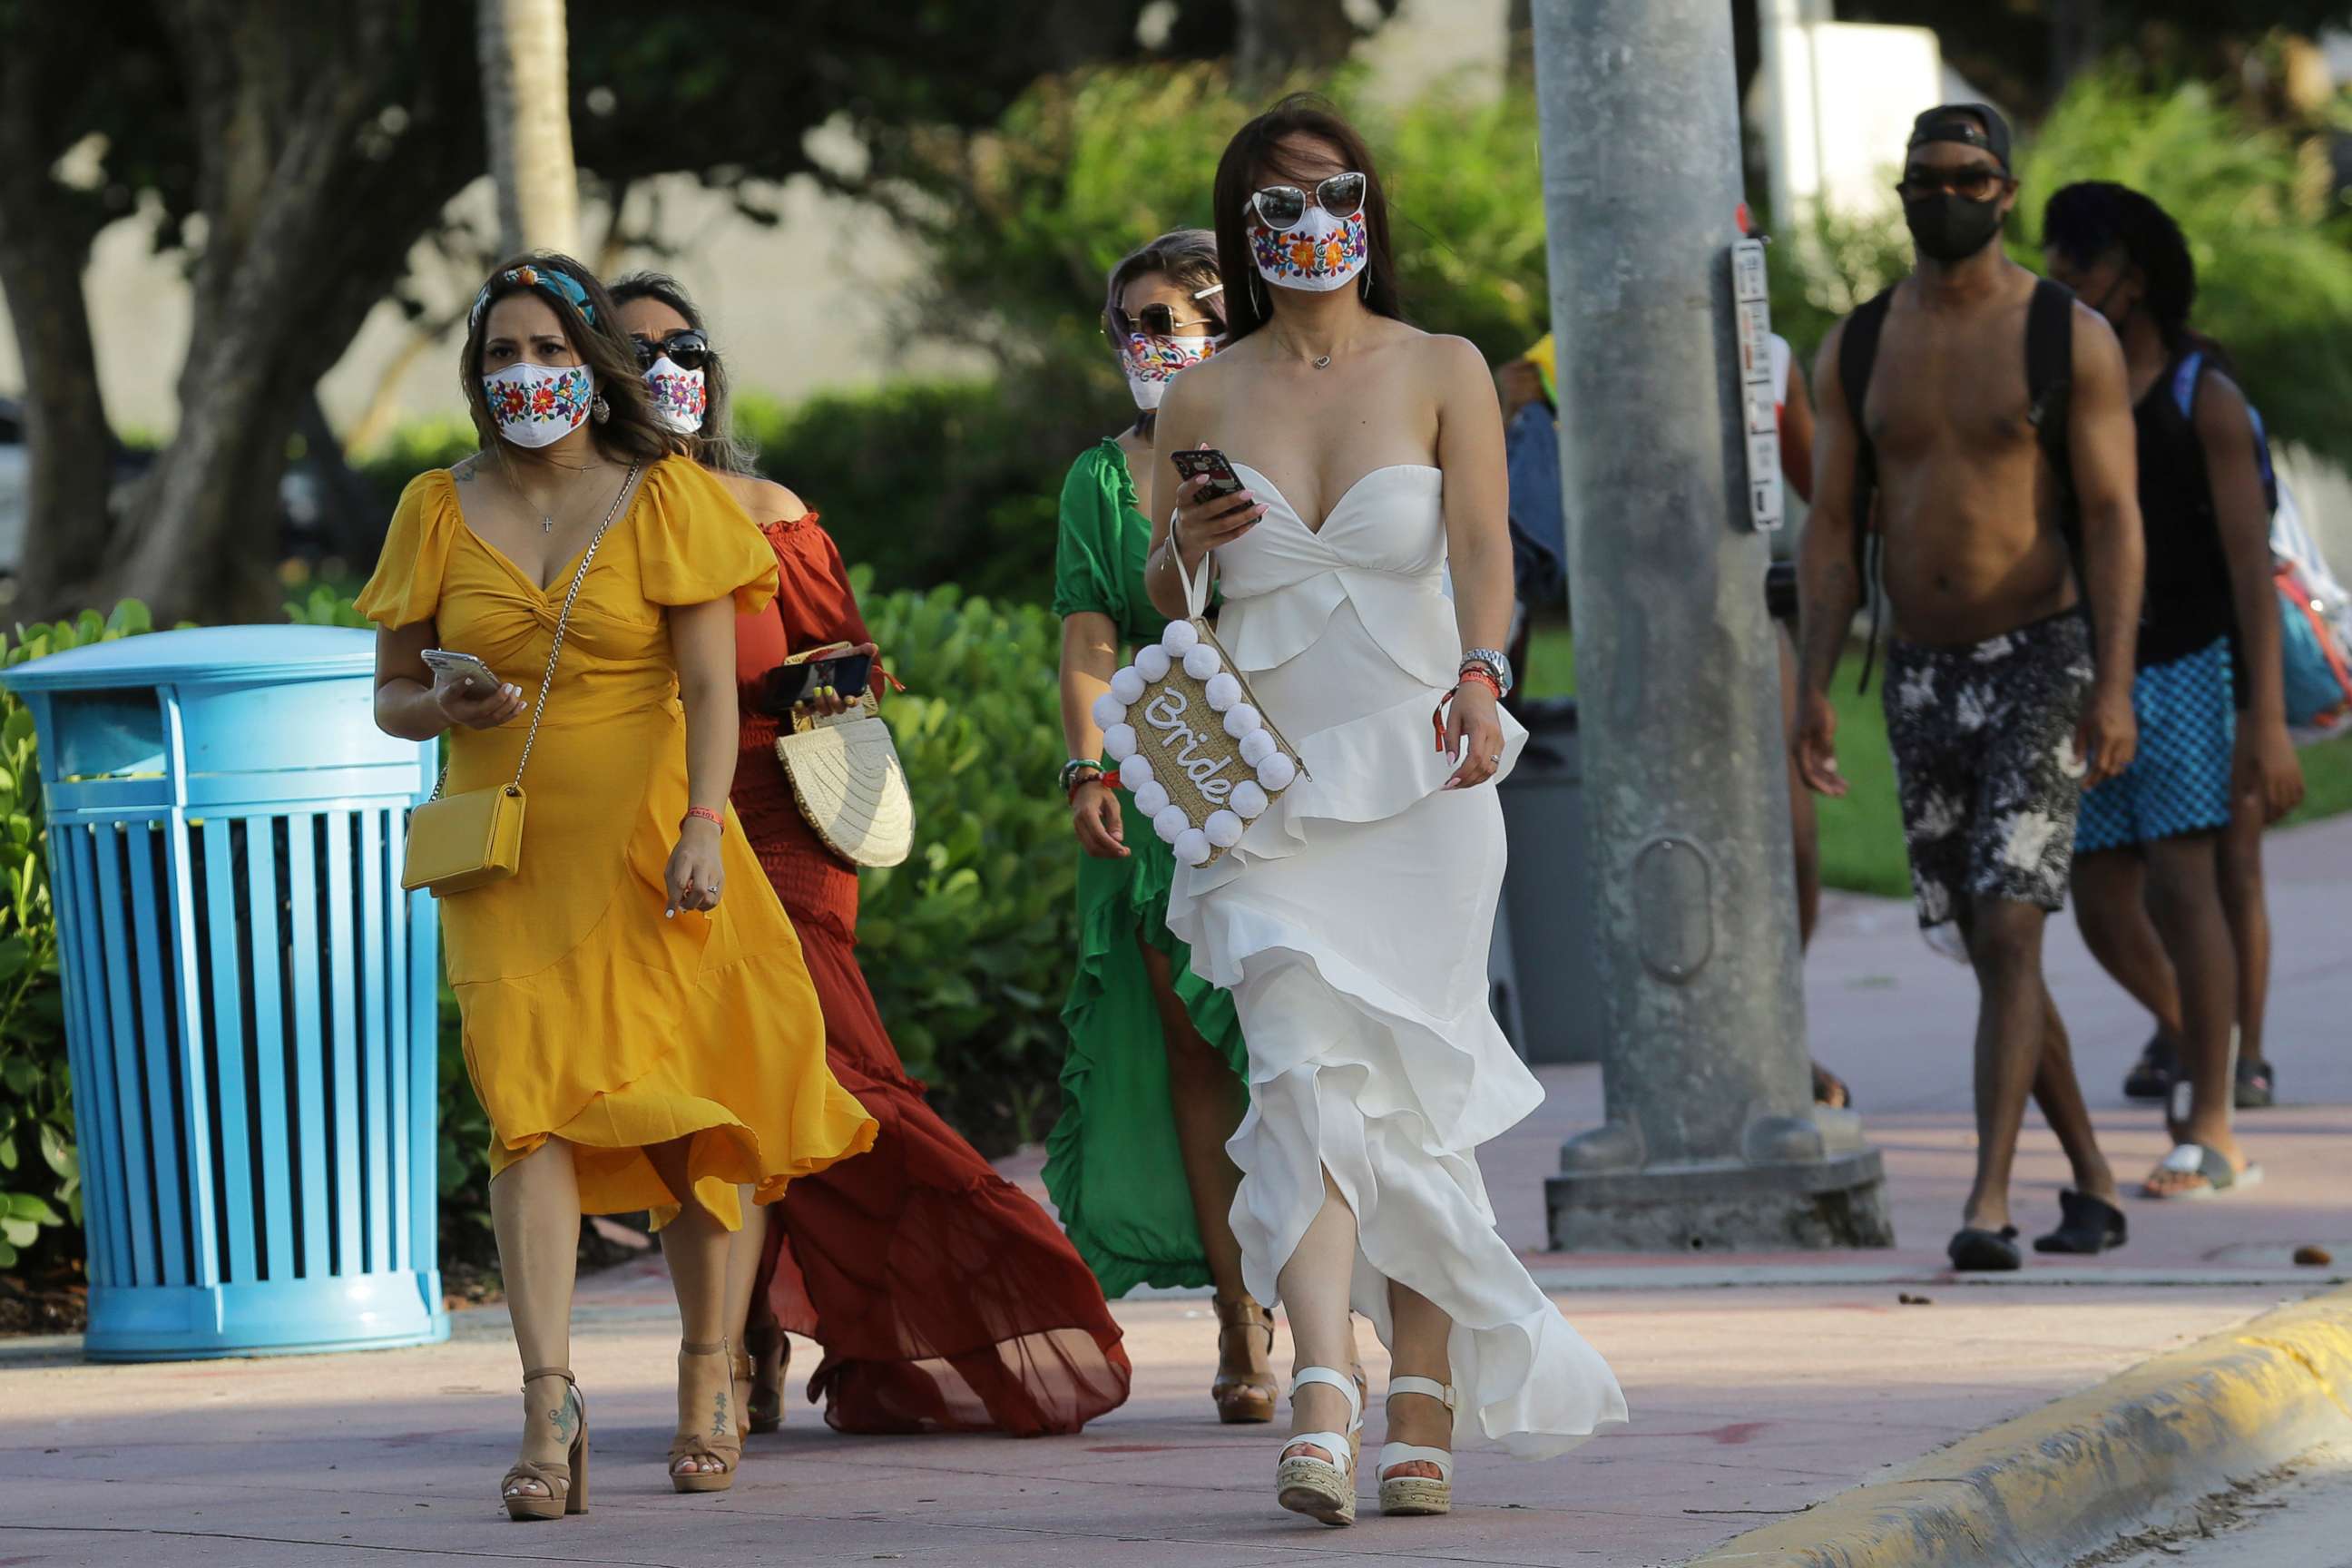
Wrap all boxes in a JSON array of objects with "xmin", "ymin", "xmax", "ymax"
[{"xmin": 591, "ymin": 394, "xmax": 611, "ymax": 425}]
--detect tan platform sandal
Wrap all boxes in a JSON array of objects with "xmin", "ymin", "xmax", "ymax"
[
  {"xmin": 1275, "ymin": 1365, "xmax": 1364, "ymax": 1527},
  {"xmin": 1212, "ymin": 1295, "xmax": 1279, "ymax": 1424},
  {"xmin": 670, "ymin": 1339, "xmax": 741, "ymax": 1494},
  {"xmin": 1377, "ymin": 1376, "xmax": 1456, "ymax": 1516},
  {"xmin": 502, "ymin": 1367, "xmax": 588, "ymax": 1522},
  {"xmin": 742, "ymin": 1319, "xmax": 787, "ymax": 1436}
]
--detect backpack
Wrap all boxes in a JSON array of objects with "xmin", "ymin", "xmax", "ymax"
[
  {"xmin": 1840, "ymin": 277, "xmax": 2081, "ymax": 691},
  {"xmin": 2161, "ymin": 351, "xmax": 2352, "ymax": 739}
]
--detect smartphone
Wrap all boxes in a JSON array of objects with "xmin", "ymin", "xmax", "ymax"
[
  {"xmin": 421, "ymin": 649, "xmax": 500, "ymax": 690},
  {"xmin": 1169, "ymin": 447, "xmax": 1247, "ymax": 506},
  {"xmin": 755, "ymin": 649, "xmax": 875, "ymax": 715}
]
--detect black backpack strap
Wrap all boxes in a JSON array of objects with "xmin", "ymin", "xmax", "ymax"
[
  {"xmin": 2026, "ymin": 279, "xmax": 2082, "ymax": 573},
  {"xmin": 1840, "ymin": 288, "xmax": 1896, "ymax": 691}
]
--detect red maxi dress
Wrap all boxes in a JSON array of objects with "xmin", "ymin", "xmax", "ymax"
[{"xmin": 733, "ymin": 512, "xmax": 1132, "ymax": 1435}]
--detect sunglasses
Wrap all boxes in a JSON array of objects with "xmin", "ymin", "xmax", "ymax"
[
  {"xmin": 630, "ymin": 329, "xmax": 711, "ymax": 371},
  {"xmin": 1127, "ymin": 303, "xmax": 1219, "ymax": 337},
  {"xmin": 1249, "ymin": 172, "xmax": 1368, "ymax": 232},
  {"xmin": 1895, "ymin": 166, "xmax": 2008, "ymax": 202}
]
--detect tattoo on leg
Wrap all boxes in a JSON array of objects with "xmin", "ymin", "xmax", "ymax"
[{"xmin": 710, "ymin": 1390, "xmax": 729, "ymax": 1438}]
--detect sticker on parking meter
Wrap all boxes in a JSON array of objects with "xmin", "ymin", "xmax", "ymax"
[{"xmin": 1731, "ymin": 238, "xmax": 1783, "ymax": 532}]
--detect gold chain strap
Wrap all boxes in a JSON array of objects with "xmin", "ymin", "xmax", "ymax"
[{"xmin": 427, "ymin": 462, "xmax": 641, "ymax": 802}]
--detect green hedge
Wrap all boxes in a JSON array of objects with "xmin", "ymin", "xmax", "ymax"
[{"xmin": 853, "ymin": 576, "xmax": 1076, "ymax": 1155}]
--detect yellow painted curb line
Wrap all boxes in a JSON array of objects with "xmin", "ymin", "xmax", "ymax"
[{"xmin": 1690, "ymin": 1285, "xmax": 2352, "ymax": 1568}]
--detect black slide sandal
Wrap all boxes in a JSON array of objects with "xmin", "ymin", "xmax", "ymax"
[
  {"xmin": 2122, "ymin": 1034, "xmax": 2175, "ymax": 1102},
  {"xmin": 2032, "ymin": 1190, "xmax": 2128, "ymax": 1255},
  {"xmin": 1947, "ymin": 1226, "xmax": 2022, "ymax": 1272}
]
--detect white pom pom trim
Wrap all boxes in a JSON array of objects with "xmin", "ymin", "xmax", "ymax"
[
  {"xmin": 1173, "ymin": 828, "xmax": 1212, "ymax": 867},
  {"xmin": 1152, "ymin": 804, "xmax": 1190, "ymax": 844},
  {"xmin": 1230, "ymin": 780, "xmax": 1269, "ymax": 818},
  {"xmin": 1109, "ymin": 666, "xmax": 1146, "ymax": 704},
  {"xmin": 1203, "ymin": 671, "xmax": 1242, "ymax": 711},
  {"xmin": 1101, "ymin": 723, "xmax": 1137, "ymax": 761},
  {"xmin": 1222, "ymin": 703, "xmax": 1261, "ymax": 740},
  {"xmin": 1132, "ymin": 779, "xmax": 1171, "ymax": 817},
  {"xmin": 1238, "ymin": 729, "xmax": 1277, "ymax": 767},
  {"xmin": 1119, "ymin": 754, "xmax": 1154, "ymax": 791},
  {"xmin": 1160, "ymin": 620, "xmax": 1200, "ymax": 655},
  {"xmin": 1182, "ymin": 643, "xmax": 1222, "ymax": 681},
  {"xmin": 1134, "ymin": 644, "xmax": 1172, "ymax": 681},
  {"xmin": 1091, "ymin": 692, "xmax": 1127, "ymax": 730},
  {"xmin": 1255, "ymin": 752, "xmax": 1298, "ymax": 790},
  {"xmin": 1204, "ymin": 809, "xmax": 1244, "ymax": 848}
]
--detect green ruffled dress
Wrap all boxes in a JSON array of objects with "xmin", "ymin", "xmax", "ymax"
[{"xmin": 1043, "ymin": 438, "xmax": 1249, "ymax": 1298}]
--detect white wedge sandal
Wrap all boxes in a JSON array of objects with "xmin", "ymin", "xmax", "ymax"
[
  {"xmin": 1377, "ymin": 1376, "xmax": 1456, "ymax": 1516},
  {"xmin": 1275, "ymin": 1365, "xmax": 1364, "ymax": 1526}
]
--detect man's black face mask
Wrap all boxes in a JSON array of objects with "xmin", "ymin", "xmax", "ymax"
[{"xmin": 1903, "ymin": 189, "xmax": 2005, "ymax": 263}]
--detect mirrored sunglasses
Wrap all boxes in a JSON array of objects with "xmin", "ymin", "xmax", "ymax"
[
  {"xmin": 1250, "ymin": 172, "xmax": 1368, "ymax": 232},
  {"xmin": 631, "ymin": 329, "xmax": 711, "ymax": 371}
]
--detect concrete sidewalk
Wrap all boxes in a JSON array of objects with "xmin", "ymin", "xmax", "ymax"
[{"xmin": 0, "ymin": 818, "xmax": 2344, "ymax": 1566}]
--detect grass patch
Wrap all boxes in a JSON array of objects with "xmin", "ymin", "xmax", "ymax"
[{"xmin": 1524, "ymin": 622, "xmax": 2352, "ymax": 900}]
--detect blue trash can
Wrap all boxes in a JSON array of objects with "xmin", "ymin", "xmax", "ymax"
[{"xmin": 5, "ymin": 625, "xmax": 447, "ymax": 1359}]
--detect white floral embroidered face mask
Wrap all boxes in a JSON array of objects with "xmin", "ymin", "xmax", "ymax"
[
  {"xmin": 1245, "ymin": 203, "xmax": 1370, "ymax": 294},
  {"xmin": 644, "ymin": 358, "xmax": 707, "ymax": 434},
  {"xmin": 1121, "ymin": 332, "xmax": 1218, "ymax": 410},
  {"xmin": 483, "ymin": 362, "xmax": 593, "ymax": 449}
]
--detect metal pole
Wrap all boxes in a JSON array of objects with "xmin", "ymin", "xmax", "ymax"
[{"xmin": 1530, "ymin": 0, "xmax": 1890, "ymax": 1251}]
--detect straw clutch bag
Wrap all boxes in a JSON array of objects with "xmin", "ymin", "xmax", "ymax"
[
  {"xmin": 777, "ymin": 691, "xmax": 915, "ymax": 868},
  {"xmin": 1093, "ymin": 542, "xmax": 1306, "ymax": 868}
]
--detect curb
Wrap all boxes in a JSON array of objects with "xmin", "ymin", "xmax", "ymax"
[{"xmin": 1689, "ymin": 1284, "xmax": 2352, "ymax": 1568}]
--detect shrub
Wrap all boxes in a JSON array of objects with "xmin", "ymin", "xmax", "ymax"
[{"xmin": 854, "ymin": 576, "xmax": 1077, "ymax": 1155}]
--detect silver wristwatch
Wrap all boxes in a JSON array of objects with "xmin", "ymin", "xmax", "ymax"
[{"xmin": 1461, "ymin": 646, "xmax": 1514, "ymax": 696}]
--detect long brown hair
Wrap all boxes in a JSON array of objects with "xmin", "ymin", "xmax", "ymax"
[
  {"xmin": 1211, "ymin": 96, "xmax": 1406, "ymax": 345},
  {"xmin": 459, "ymin": 252, "xmax": 675, "ymax": 466},
  {"xmin": 607, "ymin": 270, "xmax": 760, "ymax": 475}
]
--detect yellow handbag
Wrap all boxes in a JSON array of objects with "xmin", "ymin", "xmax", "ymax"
[{"xmin": 401, "ymin": 464, "xmax": 638, "ymax": 897}]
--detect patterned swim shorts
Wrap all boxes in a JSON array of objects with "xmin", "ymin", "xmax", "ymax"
[
  {"xmin": 1882, "ymin": 610, "xmax": 2096, "ymax": 929},
  {"xmin": 2074, "ymin": 637, "xmax": 2236, "ymax": 855}
]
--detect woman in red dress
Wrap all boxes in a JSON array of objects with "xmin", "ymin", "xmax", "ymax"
[{"xmin": 612, "ymin": 274, "xmax": 1132, "ymax": 1436}]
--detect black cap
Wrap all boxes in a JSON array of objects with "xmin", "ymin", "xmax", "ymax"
[{"xmin": 1907, "ymin": 103, "xmax": 2013, "ymax": 175}]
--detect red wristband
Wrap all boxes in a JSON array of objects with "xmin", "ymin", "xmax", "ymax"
[
  {"xmin": 1455, "ymin": 668, "xmax": 1504, "ymax": 703},
  {"xmin": 684, "ymin": 806, "xmax": 723, "ymax": 830}
]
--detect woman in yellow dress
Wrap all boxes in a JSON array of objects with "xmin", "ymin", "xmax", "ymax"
[{"xmin": 358, "ymin": 254, "xmax": 877, "ymax": 1519}]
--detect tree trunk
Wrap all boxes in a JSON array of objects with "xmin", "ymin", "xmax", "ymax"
[
  {"xmin": 478, "ymin": 0, "xmax": 581, "ymax": 257},
  {"xmin": 1234, "ymin": 0, "xmax": 1364, "ymax": 90},
  {"xmin": 0, "ymin": 24, "xmax": 121, "ymax": 616},
  {"xmin": 103, "ymin": 0, "xmax": 478, "ymax": 624}
]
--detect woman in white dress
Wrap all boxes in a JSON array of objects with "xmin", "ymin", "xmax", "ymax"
[{"xmin": 1150, "ymin": 98, "xmax": 1626, "ymax": 1527}]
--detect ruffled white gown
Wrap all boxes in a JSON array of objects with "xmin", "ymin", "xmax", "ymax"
[{"xmin": 1166, "ymin": 462, "xmax": 1628, "ymax": 1459}]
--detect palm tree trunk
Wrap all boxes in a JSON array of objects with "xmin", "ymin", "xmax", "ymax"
[{"xmin": 477, "ymin": 0, "xmax": 580, "ymax": 258}]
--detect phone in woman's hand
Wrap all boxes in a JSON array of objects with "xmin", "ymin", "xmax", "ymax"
[
  {"xmin": 421, "ymin": 648, "xmax": 499, "ymax": 691},
  {"xmin": 1169, "ymin": 447, "xmax": 1247, "ymax": 505},
  {"xmin": 754, "ymin": 648, "xmax": 874, "ymax": 715}
]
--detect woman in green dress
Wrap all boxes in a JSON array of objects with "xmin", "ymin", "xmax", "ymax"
[{"xmin": 1045, "ymin": 230, "xmax": 1274, "ymax": 1422}]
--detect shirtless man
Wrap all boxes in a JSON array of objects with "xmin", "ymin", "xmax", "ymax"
[{"xmin": 1794, "ymin": 104, "xmax": 2144, "ymax": 1271}]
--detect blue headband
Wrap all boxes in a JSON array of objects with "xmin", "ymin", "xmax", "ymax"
[{"xmin": 471, "ymin": 264, "xmax": 596, "ymax": 330}]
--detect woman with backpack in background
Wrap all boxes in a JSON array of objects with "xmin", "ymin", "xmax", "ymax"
[{"xmin": 2043, "ymin": 181, "xmax": 2304, "ymax": 1199}]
